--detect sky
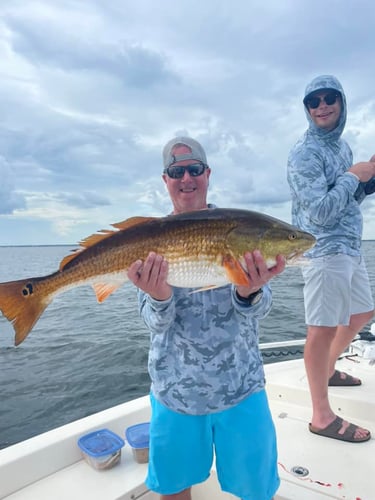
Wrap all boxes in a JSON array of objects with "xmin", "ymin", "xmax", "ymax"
[{"xmin": 0, "ymin": 0, "xmax": 374, "ymax": 246}]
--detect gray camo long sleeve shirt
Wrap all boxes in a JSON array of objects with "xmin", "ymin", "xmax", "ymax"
[
  {"xmin": 138, "ymin": 283, "xmax": 272, "ymax": 415},
  {"xmin": 287, "ymin": 75, "xmax": 372, "ymax": 258}
]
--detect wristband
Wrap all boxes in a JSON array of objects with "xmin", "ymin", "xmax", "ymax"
[{"xmin": 235, "ymin": 288, "xmax": 263, "ymax": 306}]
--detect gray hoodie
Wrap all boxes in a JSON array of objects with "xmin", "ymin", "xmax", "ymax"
[{"xmin": 287, "ymin": 74, "xmax": 364, "ymax": 257}]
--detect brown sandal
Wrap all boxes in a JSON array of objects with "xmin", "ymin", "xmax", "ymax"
[
  {"xmin": 309, "ymin": 416, "xmax": 371, "ymax": 443},
  {"xmin": 328, "ymin": 369, "xmax": 361, "ymax": 386}
]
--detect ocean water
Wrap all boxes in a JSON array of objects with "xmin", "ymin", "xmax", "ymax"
[{"xmin": 1, "ymin": 242, "xmax": 374, "ymax": 449}]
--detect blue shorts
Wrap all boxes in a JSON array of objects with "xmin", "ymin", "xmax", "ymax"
[
  {"xmin": 302, "ymin": 254, "xmax": 374, "ymax": 326},
  {"xmin": 146, "ymin": 389, "xmax": 279, "ymax": 500}
]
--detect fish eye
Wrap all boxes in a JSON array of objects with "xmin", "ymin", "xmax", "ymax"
[{"xmin": 288, "ymin": 232, "xmax": 297, "ymax": 241}]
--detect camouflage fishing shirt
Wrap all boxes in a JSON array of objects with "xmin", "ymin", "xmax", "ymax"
[
  {"xmin": 138, "ymin": 283, "xmax": 272, "ymax": 415},
  {"xmin": 287, "ymin": 74, "xmax": 373, "ymax": 258}
]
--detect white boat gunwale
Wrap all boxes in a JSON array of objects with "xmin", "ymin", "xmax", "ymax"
[{"xmin": 1, "ymin": 335, "xmax": 374, "ymax": 500}]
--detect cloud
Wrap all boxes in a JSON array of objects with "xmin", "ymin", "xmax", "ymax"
[
  {"xmin": 7, "ymin": 16, "xmax": 178, "ymax": 89},
  {"xmin": 0, "ymin": 0, "xmax": 374, "ymax": 244},
  {"xmin": 0, "ymin": 156, "xmax": 26, "ymax": 214}
]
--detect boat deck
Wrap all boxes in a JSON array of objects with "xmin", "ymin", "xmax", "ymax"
[
  {"xmin": 267, "ymin": 354, "xmax": 375, "ymax": 500},
  {"xmin": 1, "ymin": 352, "xmax": 374, "ymax": 499}
]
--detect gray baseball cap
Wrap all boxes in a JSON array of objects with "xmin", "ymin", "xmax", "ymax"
[{"xmin": 162, "ymin": 136, "xmax": 208, "ymax": 169}]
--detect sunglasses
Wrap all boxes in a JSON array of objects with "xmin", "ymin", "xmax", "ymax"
[
  {"xmin": 305, "ymin": 92, "xmax": 340, "ymax": 109},
  {"xmin": 164, "ymin": 163, "xmax": 208, "ymax": 179}
]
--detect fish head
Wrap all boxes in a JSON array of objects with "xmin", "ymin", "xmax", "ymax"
[
  {"xmin": 259, "ymin": 224, "xmax": 316, "ymax": 266},
  {"xmin": 226, "ymin": 210, "xmax": 316, "ymax": 267}
]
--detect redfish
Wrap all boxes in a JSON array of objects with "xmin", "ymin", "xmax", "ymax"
[{"xmin": 0, "ymin": 208, "xmax": 315, "ymax": 345}]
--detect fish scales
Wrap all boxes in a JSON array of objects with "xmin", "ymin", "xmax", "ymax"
[{"xmin": 60, "ymin": 217, "xmax": 234, "ymax": 283}]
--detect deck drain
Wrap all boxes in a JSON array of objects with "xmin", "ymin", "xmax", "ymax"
[{"xmin": 291, "ymin": 466, "xmax": 309, "ymax": 477}]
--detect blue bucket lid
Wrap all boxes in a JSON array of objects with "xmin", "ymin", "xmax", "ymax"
[
  {"xmin": 78, "ymin": 429, "xmax": 125, "ymax": 457},
  {"xmin": 125, "ymin": 422, "xmax": 150, "ymax": 449}
]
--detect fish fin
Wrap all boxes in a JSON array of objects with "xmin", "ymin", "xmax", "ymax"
[
  {"xmin": 112, "ymin": 216, "xmax": 156, "ymax": 230},
  {"xmin": 59, "ymin": 253, "xmax": 79, "ymax": 270},
  {"xmin": 92, "ymin": 283, "xmax": 122, "ymax": 303},
  {"xmin": 286, "ymin": 256, "xmax": 312, "ymax": 267},
  {"xmin": 59, "ymin": 230, "xmax": 118, "ymax": 270},
  {"xmin": 222, "ymin": 255, "xmax": 250, "ymax": 286},
  {"xmin": 189, "ymin": 285, "xmax": 223, "ymax": 293},
  {"xmin": 0, "ymin": 279, "xmax": 51, "ymax": 345},
  {"xmin": 59, "ymin": 217, "xmax": 158, "ymax": 270}
]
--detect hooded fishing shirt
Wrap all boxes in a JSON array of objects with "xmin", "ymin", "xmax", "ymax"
[
  {"xmin": 138, "ymin": 283, "xmax": 272, "ymax": 415},
  {"xmin": 287, "ymin": 74, "xmax": 370, "ymax": 258}
]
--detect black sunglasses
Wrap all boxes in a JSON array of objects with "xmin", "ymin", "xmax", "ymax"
[
  {"xmin": 164, "ymin": 163, "xmax": 208, "ymax": 179},
  {"xmin": 305, "ymin": 92, "xmax": 340, "ymax": 109}
]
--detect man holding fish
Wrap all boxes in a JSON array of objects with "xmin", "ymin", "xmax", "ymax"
[
  {"xmin": 128, "ymin": 137, "xmax": 286, "ymax": 500},
  {"xmin": 0, "ymin": 136, "xmax": 314, "ymax": 498}
]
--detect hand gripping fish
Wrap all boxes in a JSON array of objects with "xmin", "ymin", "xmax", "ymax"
[{"xmin": 0, "ymin": 208, "xmax": 315, "ymax": 345}]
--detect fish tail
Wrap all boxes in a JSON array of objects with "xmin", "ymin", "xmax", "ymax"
[{"xmin": 0, "ymin": 279, "xmax": 52, "ymax": 345}]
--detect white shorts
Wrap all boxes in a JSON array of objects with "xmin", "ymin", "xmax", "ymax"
[{"xmin": 302, "ymin": 253, "xmax": 374, "ymax": 327}]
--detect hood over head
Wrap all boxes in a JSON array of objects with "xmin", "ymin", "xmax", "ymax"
[{"xmin": 303, "ymin": 75, "xmax": 347, "ymax": 140}]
